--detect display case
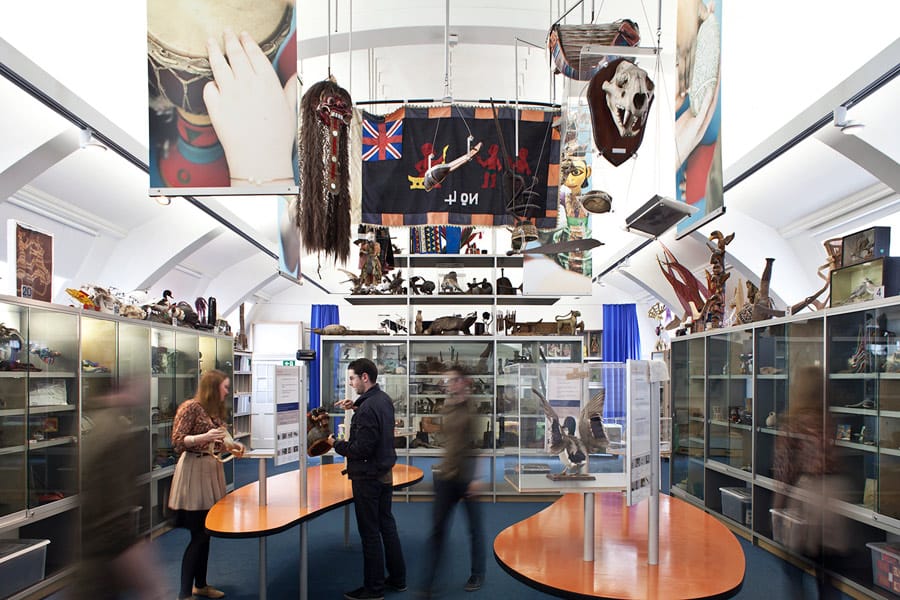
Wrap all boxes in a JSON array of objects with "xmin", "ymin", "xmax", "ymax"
[
  {"xmin": 320, "ymin": 335, "xmax": 583, "ymax": 497},
  {"xmin": 670, "ymin": 297, "xmax": 900, "ymax": 599},
  {"xmin": 320, "ymin": 337, "xmax": 409, "ymax": 440},
  {"xmin": 671, "ymin": 336, "xmax": 705, "ymax": 500},
  {"xmin": 0, "ymin": 302, "xmax": 28, "ymax": 522},
  {"xmin": 706, "ymin": 329, "xmax": 753, "ymax": 474},
  {"xmin": 0, "ymin": 294, "xmax": 233, "ymax": 597},
  {"xmin": 502, "ymin": 361, "xmax": 626, "ymax": 493}
]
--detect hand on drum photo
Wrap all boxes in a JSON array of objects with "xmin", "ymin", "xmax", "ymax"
[{"xmin": 204, "ymin": 28, "xmax": 297, "ymax": 186}]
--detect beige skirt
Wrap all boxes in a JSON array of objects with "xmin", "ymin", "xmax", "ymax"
[{"xmin": 168, "ymin": 452, "xmax": 226, "ymax": 511}]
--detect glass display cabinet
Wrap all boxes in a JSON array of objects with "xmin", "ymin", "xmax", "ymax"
[
  {"xmin": 0, "ymin": 302, "xmax": 29, "ymax": 521},
  {"xmin": 502, "ymin": 361, "xmax": 626, "ymax": 493},
  {"xmin": 670, "ymin": 297, "xmax": 900, "ymax": 599},
  {"xmin": 320, "ymin": 337, "xmax": 409, "ymax": 443},
  {"xmin": 671, "ymin": 336, "xmax": 705, "ymax": 500}
]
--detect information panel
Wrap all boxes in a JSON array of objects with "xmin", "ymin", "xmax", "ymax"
[{"xmin": 274, "ymin": 365, "xmax": 300, "ymax": 466}]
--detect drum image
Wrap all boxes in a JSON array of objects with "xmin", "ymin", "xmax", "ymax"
[{"xmin": 148, "ymin": 0, "xmax": 294, "ymax": 116}]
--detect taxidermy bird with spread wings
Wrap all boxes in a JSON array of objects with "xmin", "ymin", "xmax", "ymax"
[{"xmin": 533, "ymin": 384, "xmax": 608, "ymax": 477}]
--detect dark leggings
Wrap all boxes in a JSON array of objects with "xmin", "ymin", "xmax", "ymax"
[{"xmin": 179, "ymin": 510, "xmax": 211, "ymax": 598}]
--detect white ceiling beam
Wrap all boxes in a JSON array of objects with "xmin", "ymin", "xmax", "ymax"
[
  {"xmin": 723, "ymin": 38, "xmax": 900, "ymax": 189},
  {"xmin": 814, "ymin": 127, "xmax": 900, "ymax": 195},
  {"xmin": 0, "ymin": 128, "xmax": 79, "ymax": 202},
  {"xmin": 0, "ymin": 37, "xmax": 148, "ymax": 168}
]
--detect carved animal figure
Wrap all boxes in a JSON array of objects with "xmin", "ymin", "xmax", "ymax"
[
  {"xmin": 380, "ymin": 319, "xmax": 407, "ymax": 334},
  {"xmin": 424, "ymin": 313, "xmax": 477, "ymax": 335},
  {"xmin": 555, "ymin": 310, "xmax": 584, "ymax": 335},
  {"xmin": 311, "ymin": 324, "xmax": 350, "ymax": 336},
  {"xmin": 409, "ymin": 276, "xmax": 435, "ymax": 295},
  {"xmin": 512, "ymin": 320, "xmax": 559, "ymax": 335}
]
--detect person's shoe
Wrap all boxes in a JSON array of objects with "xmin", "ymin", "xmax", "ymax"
[
  {"xmin": 192, "ymin": 586, "xmax": 225, "ymax": 599},
  {"xmin": 344, "ymin": 587, "xmax": 385, "ymax": 600},
  {"xmin": 385, "ymin": 578, "xmax": 408, "ymax": 592},
  {"xmin": 464, "ymin": 575, "xmax": 483, "ymax": 592}
]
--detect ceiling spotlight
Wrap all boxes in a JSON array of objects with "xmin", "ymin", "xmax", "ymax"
[
  {"xmin": 78, "ymin": 128, "xmax": 107, "ymax": 151},
  {"xmin": 155, "ymin": 196, "xmax": 172, "ymax": 206},
  {"xmin": 833, "ymin": 106, "xmax": 864, "ymax": 133}
]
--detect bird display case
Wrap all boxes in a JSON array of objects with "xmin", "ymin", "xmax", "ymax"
[{"xmin": 502, "ymin": 361, "xmax": 627, "ymax": 492}]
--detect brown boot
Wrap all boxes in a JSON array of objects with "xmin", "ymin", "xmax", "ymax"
[{"xmin": 192, "ymin": 586, "xmax": 225, "ymax": 599}]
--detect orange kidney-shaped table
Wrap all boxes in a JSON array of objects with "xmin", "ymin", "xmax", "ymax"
[
  {"xmin": 206, "ymin": 462, "xmax": 423, "ymax": 599},
  {"xmin": 494, "ymin": 492, "xmax": 745, "ymax": 599}
]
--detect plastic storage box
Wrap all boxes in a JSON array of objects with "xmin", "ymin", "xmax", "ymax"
[
  {"xmin": 720, "ymin": 486, "xmax": 752, "ymax": 526},
  {"xmin": 0, "ymin": 539, "xmax": 50, "ymax": 598},
  {"xmin": 770, "ymin": 507, "xmax": 806, "ymax": 550},
  {"xmin": 867, "ymin": 542, "xmax": 900, "ymax": 595}
]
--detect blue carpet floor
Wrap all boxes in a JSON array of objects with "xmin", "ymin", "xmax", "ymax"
[
  {"xmin": 51, "ymin": 458, "xmax": 854, "ymax": 599},
  {"xmin": 138, "ymin": 458, "xmax": 851, "ymax": 600}
]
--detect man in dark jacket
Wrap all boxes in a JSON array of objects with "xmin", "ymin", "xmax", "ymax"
[{"xmin": 328, "ymin": 358, "xmax": 406, "ymax": 600}]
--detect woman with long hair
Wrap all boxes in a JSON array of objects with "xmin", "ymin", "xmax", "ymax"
[{"xmin": 169, "ymin": 369, "xmax": 244, "ymax": 600}]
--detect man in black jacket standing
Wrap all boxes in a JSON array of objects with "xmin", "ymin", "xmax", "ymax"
[{"xmin": 328, "ymin": 358, "xmax": 406, "ymax": 600}]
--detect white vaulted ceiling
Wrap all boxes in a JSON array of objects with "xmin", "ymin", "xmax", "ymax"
[{"xmin": 0, "ymin": 1, "xmax": 898, "ymax": 332}]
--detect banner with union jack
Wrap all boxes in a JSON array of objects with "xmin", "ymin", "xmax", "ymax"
[
  {"xmin": 360, "ymin": 104, "xmax": 560, "ymax": 228},
  {"xmin": 362, "ymin": 118, "xmax": 403, "ymax": 161}
]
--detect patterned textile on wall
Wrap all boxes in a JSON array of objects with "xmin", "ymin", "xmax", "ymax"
[{"xmin": 360, "ymin": 104, "xmax": 560, "ymax": 228}]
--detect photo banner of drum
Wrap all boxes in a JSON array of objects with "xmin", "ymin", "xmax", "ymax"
[{"xmin": 147, "ymin": 0, "xmax": 300, "ymax": 197}]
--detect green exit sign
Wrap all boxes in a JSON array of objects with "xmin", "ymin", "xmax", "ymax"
[{"xmin": 282, "ymin": 360, "xmax": 296, "ymax": 366}]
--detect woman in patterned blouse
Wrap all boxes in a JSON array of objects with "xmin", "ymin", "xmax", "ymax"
[{"xmin": 169, "ymin": 369, "xmax": 244, "ymax": 600}]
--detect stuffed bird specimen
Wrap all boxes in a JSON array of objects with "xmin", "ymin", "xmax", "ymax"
[
  {"xmin": 534, "ymin": 387, "xmax": 585, "ymax": 475},
  {"xmin": 534, "ymin": 386, "xmax": 608, "ymax": 476}
]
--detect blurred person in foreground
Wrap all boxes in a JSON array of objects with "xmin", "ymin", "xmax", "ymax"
[
  {"xmin": 169, "ymin": 370, "xmax": 245, "ymax": 600},
  {"xmin": 421, "ymin": 366, "xmax": 485, "ymax": 597},
  {"xmin": 72, "ymin": 378, "xmax": 167, "ymax": 599},
  {"xmin": 326, "ymin": 357, "xmax": 406, "ymax": 600},
  {"xmin": 773, "ymin": 364, "xmax": 852, "ymax": 599}
]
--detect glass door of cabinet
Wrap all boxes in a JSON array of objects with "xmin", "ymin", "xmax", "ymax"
[
  {"xmin": 671, "ymin": 336, "xmax": 705, "ymax": 500},
  {"xmin": 827, "ymin": 309, "xmax": 881, "ymax": 514},
  {"xmin": 0, "ymin": 302, "xmax": 29, "ymax": 519},
  {"xmin": 754, "ymin": 318, "xmax": 823, "ymax": 483},
  {"xmin": 150, "ymin": 327, "xmax": 177, "ymax": 531},
  {"xmin": 706, "ymin": 330, "xmax": 753, "ymax": 472},
  {"xmin": 174, "ymin": 331, "xmax": 200, "ymax": 406},
  {"xmin": 320, "ymin": 338, "xmax": 409, "ymax": 440},
  {"xmin": 115, "ymin": 321, "xmax": 152, "ymax": 535},
  {"xmin": 876, "ymin": 305, "xmax": 900, "ymax": 520},
  {"xmin": 408, "ymin": 339, "xmax": 493, "ymax": 495}
]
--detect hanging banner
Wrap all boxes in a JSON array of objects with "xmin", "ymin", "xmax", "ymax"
[
  {"xmin": 147, "ymin": 0, "xmax": 299, "ymax": 197},
  {"xmin": 674, "ymin": 0, "xmax": 724, "ymax": 237},
  {"xmin": 9, "ymin": 221, "xmax": 53, "ymax": 302},
  {"xmin": 361, "ymin": 105, "xmax": 560, "ymax": 228}
]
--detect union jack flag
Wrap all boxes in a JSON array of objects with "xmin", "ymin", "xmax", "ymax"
[{"xmin": 362, "ymin": 118, "xmax": 403, "ymax": 161}]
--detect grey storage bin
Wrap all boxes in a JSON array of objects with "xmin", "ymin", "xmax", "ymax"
[
  {"xmin": 770, "ymin": 507, "xmax": 806, "ymax": 549},
  {"xmin": 0, "ymin": 539, "xmax": 50, "ymax": 598},
  {"xmin": 719, "ymin": 486, "xmax": 752, "ymax": 526}
]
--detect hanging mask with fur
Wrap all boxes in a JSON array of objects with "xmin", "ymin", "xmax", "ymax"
[
  {"xmin": 297, "ymin": 78, "xmax": 353, "ymax": 264},
  {"xmin": 586, "ymin": 58, "xmax": 655, "ymax": 166}
]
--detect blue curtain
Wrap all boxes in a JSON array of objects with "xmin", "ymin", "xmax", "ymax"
[
  {"xmin": 602, "ymin": 304, "xmax": 642, "ymax": 420},
  {"xmin": 309, "ymin": 304, "xmax": 340, "ymax": 408}
]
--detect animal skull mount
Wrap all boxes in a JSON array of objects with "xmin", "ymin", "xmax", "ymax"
[{"xmin": 587, "ymin": 58, "xmax": 655, "ymax": 167}]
